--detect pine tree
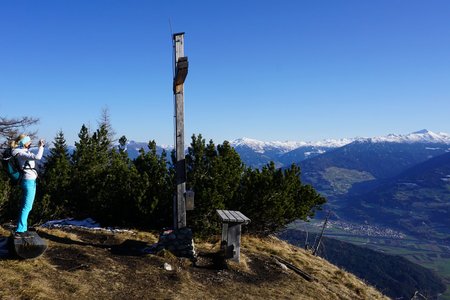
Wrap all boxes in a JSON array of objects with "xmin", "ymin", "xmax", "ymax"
[
  {"xmin": 235, "ymin": 162, "xmax": 326, "ymax": 234},
  {"xmin": 186, "ymin": 135, "xmax": 245, "ymax": 235},
  {"xmin": 70, "ymin": 124, "xmax": 111, "ymax": 219},
  {"xmin": 97, "ymin": 107, "xmax": 116, "ymax": 143},
  {"xmin": 133, "ymin": 140, "xmax": 173, "ymax": 228},
  {"xmin": 36, "ymin": 130, "xmax": 72, "ymax": 220},
  {"xmin": 84, "ymin": 124, "xmax": 111, "ymax": 222},
  {"xmin": 70, "ymin": 124, "xmax": 93, "ymax": 217},
  {"xmin": 186, "ymin": 135, "xmax": 218, "ymax": 234},
  {"xmin": 71, "ymin": 124, "xmax": 91, "ymax": 168},
  {"xmin": 99, "ymin": 137, "xmax": 145, "ymax": 226},
  {"xmin": 216, "ymin": 141, "xmax": 245, "ymax": 209}
]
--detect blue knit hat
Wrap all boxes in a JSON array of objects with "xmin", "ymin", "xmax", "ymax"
[{"xmin": 18, "ymin": 136, "xmax": 31, "ymax": 148}]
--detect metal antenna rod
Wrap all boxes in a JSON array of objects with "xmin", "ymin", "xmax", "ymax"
[{"xmin": 313, "ymin": 211, "xmax": 331, "ymax": 256}]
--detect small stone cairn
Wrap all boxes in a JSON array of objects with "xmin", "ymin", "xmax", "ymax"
[{"xmin": 157, "ymin": 227, "xmax": 196, "ymax": 260}]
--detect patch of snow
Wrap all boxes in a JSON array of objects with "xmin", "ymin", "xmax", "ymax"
[
  {"xmin": 304, "ymin": 149, "xmax": 326, "ymax": 158},
  {"xmin": 40, "ymin": 218, "xmax": 134, "ymax": 234},
  {"xmin": 399, "ymin": 182, "xmax": 419, "ymax": 188},
  {"xmin": 441, "ymin": 177, "xmax": 450, "ymax": 182}
]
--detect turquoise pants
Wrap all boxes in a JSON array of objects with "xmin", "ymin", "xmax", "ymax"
[{"xmin": 17, "ymin": 179, "xmax": 36, "ymax": 233}]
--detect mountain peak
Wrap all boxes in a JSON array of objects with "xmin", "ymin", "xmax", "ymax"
[
  {"xmin": 231, "ymin": 138, "xmax": 307, "ymax": 154},
  {"xmin": 412, "ymin": 129, "xmax": 431, "ymax": 134},
  {"xmin": 365, "ymin": 130, "xmax": 450, "ymax": 144}
]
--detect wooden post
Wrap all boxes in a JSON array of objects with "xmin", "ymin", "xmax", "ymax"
[{"xmin": 173, "ymin": 32, "xmax": 189, "ymax": 229}]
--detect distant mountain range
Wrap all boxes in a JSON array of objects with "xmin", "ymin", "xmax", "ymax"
[
  {"xmin": 42, "ymin": 129, "xmax": 448, "ymax": 167},
  {"xmin": 230, "ymin": 137, "xmax": 354, "ymax": 168},
  {"xmin": 119, "ymin": 141, "xmax": 169, "ymax": 160},
  {"xmin": 228, "ymin": 129, "xmax": 450, "ymax": 244},
  {"xmin": 230, "ymin": 130, "xmax": 450, "ymax": 168}
]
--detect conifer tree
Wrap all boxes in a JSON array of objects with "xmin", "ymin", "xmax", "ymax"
[
  {"xmin": 97, "ymin": 107, "xmax": 116, "ymax": 143},
  {"xmin": 71, "ymin": 124, "xmax": 91, "ymax": 168},
  {"xmin": 99, "ymin": 136, "xmax": 145, "ymax": 226},
  {"xmin": 235, "ymin": 162, "xmax": 326, "ymax": 234},
  {"xmin": 70, "ymin": 124, "xmax": 111, "ymax": 219},
  {"xmin": 186, "ymin": 135, "xmax": 245, "ymax": 235},
  {"xmin": 133, "ymin": 140, "xmax": 173, "ymax": 228},
  {"xmin": 186, "ymin": 135, "xmax": 218, "ymax": 234},
  {"xmin": 70, "ymin": 124, "xmax": 151, "ymax": 227},
  {"xmin": 216, "ymin": 141, "xmax": 245, "ymax": 208},
  {"xmin": 82, "ymin": 124, "xmax": 111, "ymax": 221},
  {"xmin": 70, "ymin": 124, "xmax": 93, "ymax": 217},
  {"xmin": 37, "ymin": 130, "xmax": 72, "ymax": 220}
]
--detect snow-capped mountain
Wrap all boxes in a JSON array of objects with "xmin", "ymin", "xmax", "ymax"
[
  {"xmin": 230, "ymin": 130, "xmax": 450, "ymax": 168},
  {"xmin": 120, "ymin": 141, "xmax": 171, "ymax": 160},
  {"xmin": 230, "ymin": 137, "xmax": 354, "ymax": 154},
  {"xmin": 358, "ymin": 129, "xmax": 450, "ymax": 144},
  {"xmin": 230, "ymin": 137, "xmax": 357, "ymax": 168},
  {"xmin": 231, "ymin": 130, "xmax": 450, "ymax": 154}
]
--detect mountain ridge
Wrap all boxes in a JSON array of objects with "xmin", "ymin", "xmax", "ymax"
[
  {"xmin": 230, "ymin": 129, "xmax": 450, "ymax": 154},
  {"xmin": 229, "ymin": 130, "xmax": 450, "ymax": 169}
]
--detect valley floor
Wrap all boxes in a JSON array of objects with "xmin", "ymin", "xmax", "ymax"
[{"xmin": 293, "ymin": 219, "xmax": 450, "ymax": 300}]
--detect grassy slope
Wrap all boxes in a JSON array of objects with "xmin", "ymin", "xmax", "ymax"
[
  {"xmin": 295, "ymin": 220, "xmax": 450, "ymax": 299},
  {"xmin": 0, "ymin": 226, "xmax": 387, "ymax": 300}
]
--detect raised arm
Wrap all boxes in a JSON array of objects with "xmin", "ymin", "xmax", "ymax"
[{"xmin": 17, "ymin": 140, "xmax": 45, "ymax": 160}]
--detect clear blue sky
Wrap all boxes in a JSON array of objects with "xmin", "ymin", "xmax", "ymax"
[{"xmin": 1, "ymin": 1, "xmax": 449, "ymax": 146}]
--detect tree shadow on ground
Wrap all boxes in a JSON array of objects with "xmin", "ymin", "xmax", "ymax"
[
  {"xmin": 38, "ymin": 230, "xmax": 159, "ymax": 257},
  {"xmin": 37, "ymin": 230, "xmax": 110, "ymax": 249}
]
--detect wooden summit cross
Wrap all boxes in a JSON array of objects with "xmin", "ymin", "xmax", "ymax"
[{"xmin": 173, "ymin": 32, "xmax": 189, "ymax": 230}]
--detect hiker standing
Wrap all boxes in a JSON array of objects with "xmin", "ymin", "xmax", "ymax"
[{"xmin": 11, "ymin": 134, "xmax": 45, "ymax": 237}]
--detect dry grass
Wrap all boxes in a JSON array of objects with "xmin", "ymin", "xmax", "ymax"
[
  {"xmin": 241, "ymin": 235, "xmax": 387, "ymax": 300},
  {"xmin": 0, "ymin": 226, "xmax": 388, "ymax": 300}
]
